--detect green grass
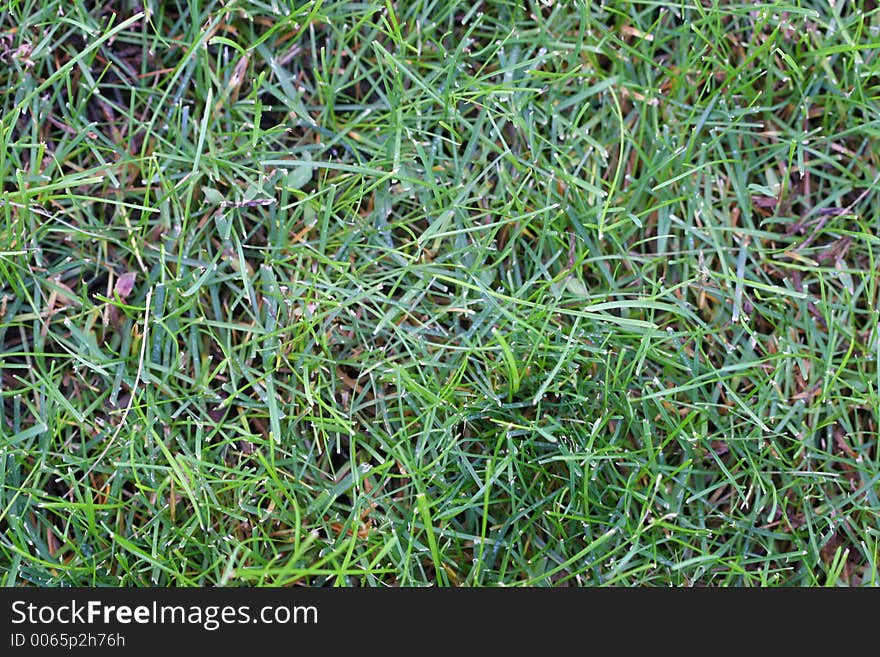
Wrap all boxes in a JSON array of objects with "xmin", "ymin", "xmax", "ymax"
[{"xmin": 1, "ymin": 0, "xmax": 879, "ymax": 586}]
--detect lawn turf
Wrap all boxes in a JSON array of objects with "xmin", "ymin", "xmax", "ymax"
[{"xmin": 1, "ymin": 0, "xmax": 878, "ymax": 586}]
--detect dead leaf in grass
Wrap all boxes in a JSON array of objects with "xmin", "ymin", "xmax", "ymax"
[{"xmin": 115, "ymin": 272, "xmax": 137, "ymax": 299}]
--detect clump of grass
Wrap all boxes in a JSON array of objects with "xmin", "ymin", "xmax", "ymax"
[{"xmin": 1, "ymin": 1, "xmax": 878, "ymax": 586}]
